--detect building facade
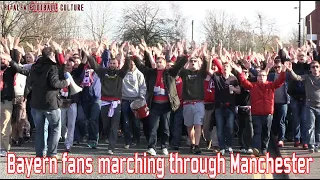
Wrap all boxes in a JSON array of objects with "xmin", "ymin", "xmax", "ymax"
[{"xmin": 305, "ymin": 1, "xmax": 320, "ymax": 47}]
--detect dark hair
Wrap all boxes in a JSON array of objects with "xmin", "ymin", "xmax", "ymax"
[
  {"xmin": 68, "ymin": 57, "xmax": 75, "ymax": 62},
  {"xmin": 41, "ymin": 47, "xmax": 54, "ymax": 58},
  {"xmin": 274, "ymin": 59, "xmax": 281, "ymax": 64}
]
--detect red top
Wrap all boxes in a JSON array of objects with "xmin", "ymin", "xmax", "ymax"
[
  {"xmin": 153, "ymin": 70, "xmax": 169, "ymax": 102},
  {"xmin": 203, "ymin": 79, "xmax": 215, "ymax": 103}
]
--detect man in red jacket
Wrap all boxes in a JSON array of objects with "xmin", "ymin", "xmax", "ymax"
[{"xmin": 232, "ymin": 63, "xmax": 287, "ymax": 157}]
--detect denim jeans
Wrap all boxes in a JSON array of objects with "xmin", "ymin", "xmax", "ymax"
[
  {"xmin": 32, "ymin": 108, "xmax": 61, "ymax": 157},
  {"xmin": 121, "ymin": 100, "xmax": 141, "ymax": 145},
  {"xmin": 215, "ymin": 107, "xmax": 235, "ymax": 150},
  {"xmin": 170, "ymin": 106, "xmax": 183, "ymax": 148},
  {"xmin": 31, "ymin": 108, "xmax": 49, "ymax": 154},
  {"xmin": 237, "ymin": 107, "xmax": 253, "ymax": 149},
  {"xmin": 272, "ymin": 103, "xmax": 288, "ymax": 141},
  {"xmin": 81, "ymin": 101, "xmax": 101, "ymax": 143},
  {"xmin": 252, "ymin": 115, "xmax": 273, "ymax": 152},
  {"xmin": 74, "ymin": 104, "xmax": 87, "ymax": 142},
  {"xmin": 148, "ymin": 102, "xmax": 171, "ymax": 149},
  {"xmin": 305, "ymin": 105, "xmax": 320, "ymax": 147},
  {"xmin": 101, "ymin": 104, "xmax": 121, "ymax": 150},
  {"xmin": 290, "ymin": 98, "xmax": 307, "ymax": 143}
]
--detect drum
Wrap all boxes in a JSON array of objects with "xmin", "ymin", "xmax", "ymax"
[{"xmin": 130, "ymin": 99, "xmax": 149, "ymax": 119}]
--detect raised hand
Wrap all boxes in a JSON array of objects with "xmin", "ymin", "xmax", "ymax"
[
  {"xmin": 276, "ymin": 38, "xmax": 283, "ymax": 49},
  {"xmin": 51, "ymin": 41, "xmax": 62, "ymax": 53},
  {"xmin": 26, "ymin": 42, "xmax": 34, "ymax": 52},
  {"xmin": 284, "ymin": 61, "xmax": 292, "ymax": 71},
  {"xmin": 7, "ymin": 34, "xmax": 14, "ymax": 50}
]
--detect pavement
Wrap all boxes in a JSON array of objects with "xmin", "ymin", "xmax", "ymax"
[
  {"xmin": 0, "ymin": 133, "xmax": 288, "ymax": 179},
  {"xmin": 276, "ymin": 138, "xmax": 320, "ymax": 179}
]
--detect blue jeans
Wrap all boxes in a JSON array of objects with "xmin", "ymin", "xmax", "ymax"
[
  {"xmin": 170, "ymin": 106, "xmax": 184, "ymax": 148},
  {"xmin": 252, "ymin": 115, "xmax": 273, "ymax": 152},
  {"xmin": 290, "ymin": 98, "xmax": 307, "ymax": 143},
  {"xmin": 32, "ymin": 108, "xmax": 61, "ymax": 157},
  {"xmin": 81, "ymin": 101, "xmax": 101, "ymax": 143},
  {"xmin": 215, "ymin": 107, "xmax": 235, "ymax": 150},
  {"xmin": 31, "ymin": 108, "xmax": 49, "ymax": 154},
  {"xmin": 148, "ymin": 102, "xmax": 171, "ymax": 149},
  {"xmin": 272, "ymin": 103, "xmax": 288, "ymax": 141},
  {"xmin": 305, "ymin": 105, "xmax": 320, "ymax": 148},
  {"xmin": 121, "ymin": 100, "xmax": 141, "ymax": 145},
  {"xmin": 74, "ymin": 104, "xmax": 88, "ymax": 142}
]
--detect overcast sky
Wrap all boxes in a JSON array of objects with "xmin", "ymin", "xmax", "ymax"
[{"xmin": 77, "ymin": 1, "xmax": 316, "ymax": 43}]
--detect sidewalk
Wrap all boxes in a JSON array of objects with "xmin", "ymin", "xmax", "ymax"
[{"xmin": 275, "ymin": 139, "xmax": 319, "ymax": 179}]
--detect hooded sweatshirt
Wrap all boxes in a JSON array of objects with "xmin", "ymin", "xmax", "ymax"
[
  {"xmin": 28, "ymin": 57, "xmax": 68, "ymax": 110},
  {"xmin": 122, "ymin": 68, "xmax": 147, "ymax": 100}
]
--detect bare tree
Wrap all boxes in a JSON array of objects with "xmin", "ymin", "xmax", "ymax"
[
  {"xmin": 167, "ymin": 2, "xmax": 187, "ymax": 42},
  {"xmin": 84, "ymin": 1, "xmax": 114, "ymax": 42},
  {"xmin": 203, "ymin": 9, "xmax": 237, "ymax": 49},
  {"xmin": 255, "ymin": 12, "xmax": 278, "ymax": 51},
  {"xmin": 117, "ymin": 1, "xmax": 181, "ymax": 46}
]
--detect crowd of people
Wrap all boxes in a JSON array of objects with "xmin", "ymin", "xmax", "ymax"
[{"xmin": 1, "ymin": 35, "xmax": 320, "ymax": 159}]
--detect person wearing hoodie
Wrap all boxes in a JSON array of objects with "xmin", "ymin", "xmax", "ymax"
[
  {"xmin": 121, "ymin": 60, "xmax": 147, "ymax": 149},
  {"xmin": 232, "ymin": 62, "xmax": 287, "ymax": 157},
  {"xmin": 27, "ymin": 46, "xmax": 71, "ymax": 158}
]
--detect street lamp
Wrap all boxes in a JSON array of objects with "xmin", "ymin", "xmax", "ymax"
[{"xmin": 294, "ymin": 1, "xmax": 301, "ymax": 47}]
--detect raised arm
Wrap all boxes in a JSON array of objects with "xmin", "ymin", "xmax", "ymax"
[
  {"xmin": 117, "ymin": 55, "xmax": 130, "ymax": 79},
  {"xmin": 87, "ymin": 55, "xmax": 104, "ymax": 77},
  {"xmin": 285, "ymin": 62, "xmax": 306, "ymax": 81},
  {"xmin": 169, "ymin": 55, "xmax": 188, "ymax": 77},
  {"xmin": 132, "ymin": 55, "xmax": 152, "ymax": 76}
]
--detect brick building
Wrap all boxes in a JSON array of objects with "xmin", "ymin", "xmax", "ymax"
[{"xmin": 305, "ymin": 1, "xmax": 320, "ymax": 47}]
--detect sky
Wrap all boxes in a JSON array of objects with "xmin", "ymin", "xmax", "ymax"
[{"xmin": 77, "ymin": 1, "xmax": 316, "ymax": 43}]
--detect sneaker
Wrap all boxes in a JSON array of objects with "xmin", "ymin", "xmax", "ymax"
[
  {"xmin": 0, "ymin": 150, "xmax": 7, "ymax": 157},
  {"xmin": 212, "ymin": 146, "xmax": 219, "ymax": 153},
  {"xmin": 239, "ymin": 148, "xmax": 246, "ymax": 154},
  {"xmin": 59, "ymin": 137, "xmax": 65, "ymax": 142},
  {"xmin": 315, "ymin": 146, "xmax": 320, "ymax": 153},
  {"xmin": 87, "ymin": 142, "xmax": 97, "ymax": 149},
  {"xmin": 253, "ymin": 148, "xmax": 260, "ymax": 157},
  {"xmin": 227, "ymin": 147, "xmax": 233, "ymax": 153},
  {"xmin": 107, "ymin": 150, "xmax": 114, "ymax": 155},
  {"xmin": 219, "ymin": 149, "xmax": 225, "ymax": 156},
  {"xmin": 309, "ymin": 148, "xmax": 315, "ymax": 153},
  {"xmin": 247, "ymin": 148, "xmax": 253, "ymax": 154},
  {"xmin": 162, "ymin": 148, "xmax": 169, "ymax": 155},
  {"xmin": 294, "ymin": 141, "xmax": 301, "ymax": 147},
  {"xmin": 105, "ymin": 139, "xmax": 109, "ymax": 144},
  {"xmin": 49, "ymin": 155, "xmax": 62, "ymax": 162},
  {"xmin": 189, "ymin": 144, "xmax": 195, "ymax": 153},
  {"xmin": 82, "ymin": 136, "xmax": 88, "ymax": 143},
  {"xmin": 147, "ymin": 148, "xmax": 157, "ymax": 156},
  {"xmin": 124, "ymin": 145, "xmax": 130, "ymax": 149},
  {"xmin": 278, "ymin": 140, "xmax": 284, "ymax": 147},
  {"xmin": 303, "ymin": 144, "xmax": 308, "ymax": 150},
  {"xmin": 206, "ymin": 140, "xmax": 212, "ymax": 150},
  {"xmin": 193, "ymin": 146, "xmax": 202, "ymax": 154},
  {"xmin": 65, "ymin": 147, "xmax": 71, "ymax": 153}
]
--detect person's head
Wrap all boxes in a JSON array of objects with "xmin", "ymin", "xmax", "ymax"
[
  {"xmin": 129, "ymin": 60, "xmax": 136, "ymax": 72},
  {"xmin": 188, "ymin": 57, "xmax": 200, "ymax": 71},
  {"xmin": 156, "ymin": 57, "xmax": 166, "ymax": 70},
  {"xmin": 65, "ymin": 58, "xmax": 75, "ymax": 72},
  {"xmin": 310, "ymin": 61, "xmax": 320, "ymax": 77},
  {"xmin": 25, "ymin": 52, "xmax": 35, "ymax": 64},
  {"xmin": 108, "ymin": 58, "xmax": 118, "ymax": 70},
  {"xmin": 72, "ymin": 54, "xmax": 81, "ymax": 68},
  {"xmin": 222, "ymin": 62, "xmax": 232, "ymax": 74},
  {"xmin": 257, "ymin": 70, "xmax": 268, "ymax": 83},
  {"xmin": 17, "ymin": 52, "xmax": 22, "ymax": 63},
  {"xmin": 211, "ymin": 59, "xmax": 219, "ymax": 72},
  {"xmin": 297, "ymin": 51, "xmax": 307, "ymax": 63},
  {"xmin": 42, "ymin": 47, "xmax": 56, "ymax": 63},
  {"xmin": 166, "ymin": 60, "xmax": 174, "ymax": 69},
  {"xmin": 273, "ymin": 59, "xmax": 282, "ymax": 74}
]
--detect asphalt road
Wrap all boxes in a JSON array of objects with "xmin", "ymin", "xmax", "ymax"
[{"xmin": 0, "ymin": 134, "xmax": 287, "ymax": 179}]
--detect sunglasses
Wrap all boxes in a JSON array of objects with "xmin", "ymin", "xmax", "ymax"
[{"xmin": 311, "ymin": 66, "xmax": 319, "ymax": 69}]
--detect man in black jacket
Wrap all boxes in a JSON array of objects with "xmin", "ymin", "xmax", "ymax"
[
  {"xmin": 28, "ymin": 47, "xmax": 70, "ymax": 158},
  {"xmin": 132, "ymin": 49, "xmax": 188, "ymax": 156}
]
